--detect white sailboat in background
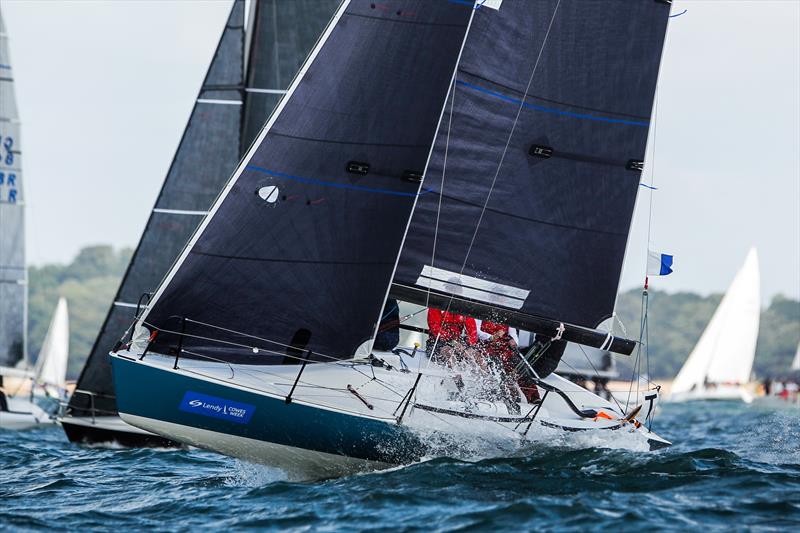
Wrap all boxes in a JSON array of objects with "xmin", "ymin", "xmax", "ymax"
[
  {"xmin": 791, "ymin": 342, "xmax": 800, "ymax": 372},
  {"xmin": 1, "ymin": 298, "xmax": 70, "ymax": 429},
  {"xmin": 33, "ymin": 297, "xmax": 69, "ymax": 399},
  {"xmin": 669, "ymin": 248, "xmax": 761, "ymax": 403}
]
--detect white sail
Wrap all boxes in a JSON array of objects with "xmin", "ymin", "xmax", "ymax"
[
  {"xmin": 791, "ymin": 342, "xmax": 800, "ymax": 371},
  {"xmin": 672, "ymin": 248, "xmax": 761, "ymax": 394},
  {"xmin": 34, "ymin": 297, "xmax": 69, "ymax": 390}
]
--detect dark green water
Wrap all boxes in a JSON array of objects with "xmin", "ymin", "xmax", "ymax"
[{"xmin": 2, "ymin": 401, "xmax": 799, "ymax": 531}]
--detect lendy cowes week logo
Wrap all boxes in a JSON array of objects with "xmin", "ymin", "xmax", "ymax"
[{"xmin": 179, "ymin": 392, "xmax": 255, "ymax": 424}]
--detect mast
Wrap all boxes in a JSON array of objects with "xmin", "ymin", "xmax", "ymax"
[
  {"xmin": 0, "ymin": 7, "xmax": 26, "ymax": 370},
  {"xmin": 135, "ymin": 0, "xmax": 476, "ymax": 363},
  {"xmin": 67, "ymin": 0, "xmax": 247, "ymax": 418},
  {"xmin": 390, "ymin": 0, "xmax": 671, "ymax": 354}
]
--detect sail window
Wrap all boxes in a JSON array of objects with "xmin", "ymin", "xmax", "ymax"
[
  {"xmin": 626, "ymin": 159, "xmax": 644, "ymax": 172},
  {"xmin": 528, "ymin": 144, "xmax": 553, "ymax": 159},
  {"xmin": 257, "ymin": 186, "xmax": 280, "ymax": 203},
  {"xmin": 402, "ymin": 170, "xmax": 423, "ymax": 183},
  {"xmin": 346, "ymin": 161, "xmax": 370, "ymax": 175}
]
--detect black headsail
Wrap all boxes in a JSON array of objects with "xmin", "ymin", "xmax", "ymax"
[
  {"xmin": 137, "ymin": 0, "xmax": 475, "ymax": 363},
  {"xmin": 68, "ymin": 1, "xmax": 246, "ymax": 417},
  {"xmin": 392, "ymin": 0, "xmax": 671, "ymax": 354},
  {"xmin": 242, "ymin": 0, "xmax": 340, "ymax": 150}
]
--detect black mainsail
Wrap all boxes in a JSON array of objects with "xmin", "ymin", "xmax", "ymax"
[
  {"xmin": 67, "ymin": 1, "xmax": 246, "ymax": 418},
  {"xmin": 392, "ymin": 0, "xmax": 670, "ymax": 353},
  {"xmin": 137, "ymin": 0, "xmax": 475, "ymax": 362},
  {"xmin": 0, "ymin": 9, "xmax": 26, "ymax": 370}
]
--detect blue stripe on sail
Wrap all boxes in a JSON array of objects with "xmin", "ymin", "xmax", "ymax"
[
  {"xmin": 670, "ymin": 9, "xmax": 688, "ymax": 18},
  {"xmin": 0, "ymin": 64, "xmax": 11, "ymax": 70},
  {"xmin": 246, "ymin": 165, "xmax": 430, "ymax": 198},
  {"xmin": 447, "ymin": 0, "xmax": 487, "ymax": 8},
  {"xmin": 639, "ymin": 183, "xmax": 658, "ymax": 190},
  {"xmin": 456, "ymin": 80, "xmax": 651, "ymax": 127}
]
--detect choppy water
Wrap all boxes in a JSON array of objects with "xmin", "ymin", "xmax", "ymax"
[{"xmin": 2, "ymin": 401, "xmax": 800, "ymax": 531}]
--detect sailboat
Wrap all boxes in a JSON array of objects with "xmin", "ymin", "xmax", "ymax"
[
  {"xmin": 109, "ymin": 0, "xmax": 674, "ymax": 476},
  {"xmin": 60, "ymin": 0, "xmax": 339, "ymax": 446},
  {"xmin": 669, "ymin": 248, "xmax": 761, "ymax": 403},
  {"xmin": 1, "ymin": 297, "xmax": 71, "ymax": 429},
  {"xmin": 791, "ymin": 342, "xmax": 800, "ymax": 372},
  {"xmin": 0, "ymin": 6, "xmax": 48, "ymax": 431}
]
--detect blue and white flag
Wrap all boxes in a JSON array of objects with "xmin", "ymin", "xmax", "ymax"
[{"xmin": 647, "ymin": 250, "xmax": 673, "ymax": 276}]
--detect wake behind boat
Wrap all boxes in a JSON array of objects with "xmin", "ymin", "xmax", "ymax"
[{"xmin": 110, "ymin": 0, "xmax": 673, "ymax": 473}]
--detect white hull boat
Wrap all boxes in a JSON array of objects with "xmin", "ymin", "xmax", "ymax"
[
  {"xmin": 668, "ymin": 248, "xmax": 760, "ymax": 404},
  {"xmin": 0, "ymin": 395, "xmax": 51, "ymax": 430}
]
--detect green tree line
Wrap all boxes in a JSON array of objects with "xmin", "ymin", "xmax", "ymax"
[{"xmin": 26, "ymin": 245, "xmax": 800, "ymax": 381}]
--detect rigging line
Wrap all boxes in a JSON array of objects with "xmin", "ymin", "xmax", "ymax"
[
  {"xmin": 456, "ymin": 0, "xmax": 561, "ymax": 281},
  {"xmin": 179, "ymin": 317, "xmax": 342, "ymax": 361},
  {"xmin": 426, "ymin": 73, "xmax": 458, "ymax": 311},
  {"xmin": 576, "ymin": 343, "xmax": 624, "ymax": 412},
  {"xmin": 423, "ymin": 74, "xmax": 460, "ymax": 370}
]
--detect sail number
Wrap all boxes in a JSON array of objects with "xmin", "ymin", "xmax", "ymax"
[
  {"xmin": 2, "ymin": 136, "xmax": 13, "ymax": 165},
  {"xmin": 0, "ymin": 172, "xmax": 17, "ymax": 203},
  {"xmin": 0, "ymin": 136, "xmax": 18, "ymax": 203}
]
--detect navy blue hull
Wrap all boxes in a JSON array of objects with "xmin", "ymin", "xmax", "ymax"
[{"xmin": 111, "ymin": 356, "xmax": 425, "ymax": 464}]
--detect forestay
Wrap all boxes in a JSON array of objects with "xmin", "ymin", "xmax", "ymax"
[
  {"xmin": 393, "ymin": 0, "xmax": 670, "ymax": 338},
  {"xmin": 137, "ymin": 0, "xmax": 476, "ymax": 362},
  {"xmin": 68, "ymin": 1, "xmax": 246, "ymax": 417},
  {"xmin": 0, "ymin": 10, "xmax": 25, "ymax": 369}
]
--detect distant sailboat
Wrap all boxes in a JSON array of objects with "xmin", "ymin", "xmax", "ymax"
[
  {"xmin": 791, "ymin": 342, "xmax": 800, "ymax": 372},
  {"xmin": 0, "ymin": 6, "xmax": 50, "ymax": 431},
  {"xmin": 61, "ymin": 0, "xmax": 339, "ymax": 446},
  {"xmin": 33, "ymin": 297, "xmax": 69, "ymax": 398},
  {"xmin": 110, "ymin": 0, "xmax": 673, "ymax": 477},
  {"xmin": 670, "ymin": 248, "xmax": 761, "ymax": 403}
]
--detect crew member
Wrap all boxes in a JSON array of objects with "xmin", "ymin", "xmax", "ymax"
[{"xmin": 426, "ymin": 308, "xmax": 478, "ymax": 364}]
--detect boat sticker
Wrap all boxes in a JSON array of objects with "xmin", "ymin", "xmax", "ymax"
[{"xmin": 179, "ymin": 391, "xmax": 255, "ymax": 424}]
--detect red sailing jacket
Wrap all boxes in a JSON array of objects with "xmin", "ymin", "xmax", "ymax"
[
  {"xmin": 480, "ymin": 321, "xmax": 517, "ymax": 362},
  {"xmin": 427, "ymin": 309, "xmax": 478, "ymax": 345}
]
